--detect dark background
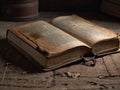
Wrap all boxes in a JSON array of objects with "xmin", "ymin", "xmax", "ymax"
[
  {"xmin": 38, "ymin": 0, "xmax": 101, "ymax": 11},
  {"xmin": 0, "ymin": 0, "xmax": 101, "ymax": 12}
]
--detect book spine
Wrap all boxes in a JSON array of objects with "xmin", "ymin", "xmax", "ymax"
[{"xmin": 101, "ymin": 0, "xmax": 120, "ymax": 18}]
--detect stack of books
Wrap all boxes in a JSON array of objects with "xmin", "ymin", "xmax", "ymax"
[{"xmin": 101, "ymin": 0, "xmax": 120, "ymax": 18}]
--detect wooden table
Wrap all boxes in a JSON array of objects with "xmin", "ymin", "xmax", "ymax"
[{"xmin": 0, "ymin": 12, "xmax": 120, "ymax": 90}]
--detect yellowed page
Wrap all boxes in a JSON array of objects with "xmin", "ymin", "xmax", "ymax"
[
  {"xmin": 52, "ymin": 15, "xmax": 119, "ymax": 54},
  {"xmin": 12, "ymin": 21, "xmax": 89, "ymax": 57}
]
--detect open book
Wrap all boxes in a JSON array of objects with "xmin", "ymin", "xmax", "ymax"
[{"xmin": 6, "ymin": 15, "xmax": 120, "ymax": 71}]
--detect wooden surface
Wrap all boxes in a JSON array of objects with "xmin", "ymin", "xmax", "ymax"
[{"xmin": 0, "ymin": 12, "xmax": 120, "ymax": 90}]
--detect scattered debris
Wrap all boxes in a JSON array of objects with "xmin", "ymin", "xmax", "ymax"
[
  {"xmin": 88, "ymin": 81, "xmax": 97, "ymax": 85},
  {"xmin": 61, "ymin": 73, "xmax": 66, "ymax": 77},
  {"xmin": 98, "ymin": 75, "xmax": 106, "ymax": 79},
  {"xmin": 66, "ymin": 72, "xmax": 72, "ymax": 77},
  {"xmin": 65, "ymin": 72, "xmax": 80, "ymax": 79},
  {"xmin": 84, "ymin": 60, "xmax": 96, "ymax": 66}
]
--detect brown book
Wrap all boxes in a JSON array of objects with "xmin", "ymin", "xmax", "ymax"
[
  {"xmin": 101, "ymin": 0, "xmax": 120, "ymax": 18},
  {"xmin": 6, "ymin": 15, "xmax": 120, "ymax": 71}
]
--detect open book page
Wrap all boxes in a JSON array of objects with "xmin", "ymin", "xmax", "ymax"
[
  {"xmin": 12, "ymin": 21, "xmax": 89, "ymax": 57},
  {"xmin": 52, "ymin": 15, "xmax": 119, "ymax": 55}
]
